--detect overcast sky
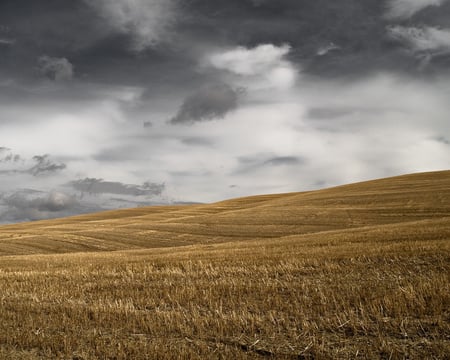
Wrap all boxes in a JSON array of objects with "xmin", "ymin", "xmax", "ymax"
[{"xmin": 0, "ymin": 0, "xmax": 449, "ymax": 223}]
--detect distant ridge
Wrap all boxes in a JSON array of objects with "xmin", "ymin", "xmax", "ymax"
[{"xmin": 0, "ymin": 170, "xmax": 449, "ymax": 256}]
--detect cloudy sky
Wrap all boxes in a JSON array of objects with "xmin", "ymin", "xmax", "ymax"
[{"xmin": 0, "ymin": 0, "xmax": 449, "ymax": 223}]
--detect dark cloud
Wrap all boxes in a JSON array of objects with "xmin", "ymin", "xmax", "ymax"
[
  {"xmin": 435, "ymin": 136, "xmax": 450, "ymax": 145},
  {"xmin": 385, "ymin": 0, "xmax": 448, "ymax": 20},
  {"xmin": 0, "ymin": 153, "xmax": 21, "ymax": 163},
  {"xmin": 70, "ymin": 178, "xmax": 165, "ymax": 197},
  {"xmin": 92, "ymin": 147, "xmax": 141, "ymax": 163},
  {"xmin": 249, "ymin": 0, "xmax": 268, "ymax": 6},
  {"xmin": 0, "ymin": 0, "xmax": 200, "ymax": 87},
  {"xmin": 307, "ymin": 107, "xmax": 389, "ymax": 120},
  {"xmin": 169, "ymin": 170, "xmax": 212, "ymax": 178},
  {"xmin": 0, "ymin": 1, "xmax": 448, "ymax": 223},
  {"xmin": 180, "ymin": 137, "xmax": 214, "ymax": 147},
  {"xmin": 0, "ymin": 25, "xmax": 15, "ymax": 46},
  {"xmin": 308, "ymin": 107, "xmax": 355, "ymax": 120},
  {"xmin": 0, "ymin": 0, "xmax": 448, "ymax": 88},
  {"xmin": 0, "ymin": 148, "xmax": 21, "ymax": 163},
  {"xmin": 0, "ymin": 190, "xmax": 78, "ymax": 222},
  {"xmin": 0, "ymin": 1, "xmax": 104, "ymax": 81},
  {"xmin": 0, "ymin": 153, "xmax": 64, "ymax": 176},
  {"xmin": 37, "ymin": 55, "xmax": 74, "ymax": 81},
  {"xmin": 83, "ymin": 0, "xmax": 177, "ymax": 52},
  {"xmin": 235, "ymin": 154, "xmax": 304, "ymax": 174},
  {"xmin": 264, "ymin": 156, "xmax": 303, "ymax": 166},
  {"xmin": 178, "ymin": 0, "xmax": 423, "ymax": 75},
  {"xmin": 29, "ymin": 155, "xmax": 66, "ymax": 176},
  {"xmin": 0, "ymin": 38, "xmax": 14, "ymax": 45},
  {"xmin": 170, "ymin": 83, "xmax": 241, "ymax": 124}
]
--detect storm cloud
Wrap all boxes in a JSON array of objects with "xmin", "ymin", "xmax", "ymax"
[
  {"xmin": 0, "ymin": 190, "xmax": 78, "ymax": 223},
  {"xmin": 38, "ymin": 56, "xmax": 74, "ymax": 81},
  {"xmin": 207, "ymin": 44, "xmax": 297, "ymax": 90},
  {"xmin": 170, "ymin": 83, "xmax": 241, "ymax": 124},
  {"xmin": 0, "ymin": 147, "xmax": 20, "ymax": 163},
  {"xmin": 29, "ymin": 155, "xmax": 67, "ymax": 176},
  {"xmin": 70, "ymin": 178, "xmax": 165, "ymax": 197},
  {"xmin": 0, "ymin": 153, "xmax": 65, "ymax": 177},
  {"xmin": 84, "ymin": 0, "xmax": 177, "ymax": 51},
  {"xmin": 235, "ymin": 154, "xmax": 304, "ymax": 174},
  {"xmin": 435, "ymin": 136, "xmax": 450, "ymax": 145},
  {"xmin": 0, "ymin": 1, "xmax": 449, "ymax": 223},
  {"xmin": 389, "ymin": 26, "xmax": 450, "ymax": 51},
  {"xmin": 385, "ymin": 0, "xmax": 448, "ymax": 19}
]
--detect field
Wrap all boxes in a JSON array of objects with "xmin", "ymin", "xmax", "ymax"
[{"xmin": 0, "ymin": 171, "xmax": 449, "ymax": 359}]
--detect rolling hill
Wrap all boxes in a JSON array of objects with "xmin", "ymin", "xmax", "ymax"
[{"xmin": 0, "ymin": 170, "xmax": 449, "ymax": 256}]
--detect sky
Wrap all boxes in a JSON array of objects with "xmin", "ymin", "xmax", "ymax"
[{"xmin": 0, "ymin": 0, "xmax": 449, "ymax": 223}]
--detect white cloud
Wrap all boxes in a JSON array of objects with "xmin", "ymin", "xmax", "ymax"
[
  {"xmin": 38, "ymin": 56, "xmax": 74, "ymax": 81},
  {"xmin": 85, "ymin": 0, "xmax": 176, "ymax": 51},
  {"xmin": 1, "ymin": 69, "xmax": 449, "ymax": 218},
  {"xmin": 208, "ymin": 44, "xmax": 290, "ymax": 76},
  {"xmin": 0, "ymin": 84, "xmax": 143, "ymax": 161},
  {"xmin": 388, "ymin": 26, "xmax": 450, "ymax": 53},
  {"xmin": 317, "ymin": 43, "xmax": 340, "ymax": 56},
  {"xmin": 147, "ymin": 73, "xmax": 450, "ymax": 203},
  {"xmin": 385, "ymin": 0, "xmax": 448, "ymax": 19},
  {"xmin": 207, "ymin": 44, "xmax": 298, "ymax": 90}
]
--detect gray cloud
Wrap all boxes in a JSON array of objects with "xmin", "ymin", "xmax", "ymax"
[
  {"xmin": 0, "ymin": 190, "xmax": 78, "ymax": 223},
  {"xmin": 388, "ymin": 26, "xmax": 450, "ymax": 53},
  {"xmin": 0, "ymin": 147, "xmax": 21, "ymax": 163},
  {"xmin": 0, "ymin": 38, "xmax": 15, "ymax": 45},
  {"xmin": 38, "ymin": 55, "xmax": 74, "ymax": 81},
  {"xmin": 0, "ymin": 153, "xmax": 21, "ymax": 163},
  {"xmin": 84, "ymin": 0, "xmax": 177, "ymax": 52},
  {"xmin": 180, "ymin": 137, "xmax": 214, "ymax": 147},
  {"xmin": 249, "ymin": 0, "xmax": 268, "ymax": 6},
  {"xmin": 170, "ymin": 83, "xmax": 241, "ymax": 125},
  {"xmin": 387, "ymin": 26, "xmax": 450, "ymax": 69},
  {"xmin": 307, "ymin": 107, "xmax": 389, "ymax": 121},
  {"xmin": 435, "ymin": 136, "xmax": 450, "ymax": 144},
  {"xmin": 316, "ymin": 43, "xmax": 341, "ymax": 56},
  {"xmin": 92, "ymin": 146, "xmax": 143, "ymax": 163},
  {"xmin": 0, "ymin": 153, "xmax": 65, "ymax": 176},
  {"xmin": 0, "ymin": 0, "xmax": 445, "ymax": 87},
  {"xmin": 70, "ymin": 178, "xmax": 165, "ymax": 197},
  {"xmin": 264, "ymin": 156, "xmax": 303, "ymax": 166},
  {"xmin": 0, "ymin": 1, "xmax": 449, "ymax": 222},
  {"xmin": 308, "ymin": 107, "xmax": 355, "ymax": 120},
  {"xmin": 29, "ymin": 155, "xmax": 66, "ymax": 176},
  {"xmin": 385, "ymin": 0, "xmax": 448, "ymax": 19},
  {"xmin": 235, "ymin": 154, "xmax": 304, "ymax": 174}
]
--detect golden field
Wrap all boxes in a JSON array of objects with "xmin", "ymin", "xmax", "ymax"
[{"xmin": 0, "ymin": 170, "xmax": 449, "ymax": 359}]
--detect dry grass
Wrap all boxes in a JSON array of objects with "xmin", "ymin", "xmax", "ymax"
[
  {"xmin": 0, "ymin": 171, "xmax": 449, "ymax": 359},
  {"xmin": 1, "ymin": 170, "xmax": 449, "ymax": 257}
]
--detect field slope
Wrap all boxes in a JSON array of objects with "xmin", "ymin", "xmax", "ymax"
[
  {"xmin": 0, "ymin": 170, "xmax": 449, "ymax": 256},
  {"xmin": 0, "ymin": 170, "xmax": 449, "ymax": 359}
]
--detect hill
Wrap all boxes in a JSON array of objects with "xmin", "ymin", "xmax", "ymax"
[
  {"xmin": 0, "ymin": 170, "xmax": 449, "ymax": 359},
  {"xmin": 0, "ymin": 170, "xmax": 449, "ymax": 256}
]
